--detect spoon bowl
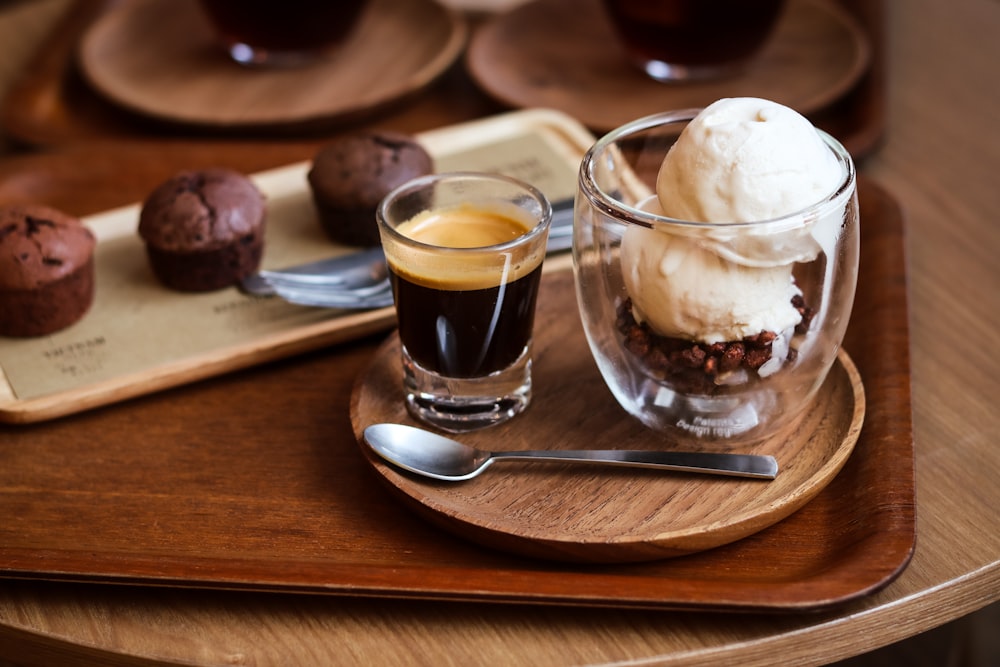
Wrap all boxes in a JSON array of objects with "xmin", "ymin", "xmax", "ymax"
[{"xmin": 362, "ymin": 423, "xmax": 778, "ymax": 481}]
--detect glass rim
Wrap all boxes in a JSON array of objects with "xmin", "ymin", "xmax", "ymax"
[
  {"xmin": 578, "ymin": 109, "xmax": 857, "ymax": 234},
  {"xmin": 377, "ymin": 171, "xmax": 553, "ymax": 254}
]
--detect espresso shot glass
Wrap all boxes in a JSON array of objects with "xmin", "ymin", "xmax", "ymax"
[{"xmin": 377, "ymin": 173, "xmax": 553, "ymax": 432}]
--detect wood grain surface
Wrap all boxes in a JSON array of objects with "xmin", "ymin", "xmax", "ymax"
[
  {"xmin": 353, "ymin": 273, "xmax": 866, "ymax": 564},
  {"xmin": 1, "ymin": 0, "xmax": 999, "ymax": 665}
]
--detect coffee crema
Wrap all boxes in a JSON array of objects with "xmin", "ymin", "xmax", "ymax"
[
  {"xmin": 397, "ymin": 205, "xmax": 529, "ymax": 248},
  {"xmin": 385, "ymin": 204, "xmax": 544, "ymax": 291}
]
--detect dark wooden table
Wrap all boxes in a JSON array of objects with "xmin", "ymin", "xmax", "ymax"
[{"xmin": 0, "ymin": 0, "xmax": 998, "ymax": 665}]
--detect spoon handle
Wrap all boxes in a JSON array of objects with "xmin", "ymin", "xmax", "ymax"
[{"xmin": 490, "ymin": 449, "xmax": 778, "ymax": 480}]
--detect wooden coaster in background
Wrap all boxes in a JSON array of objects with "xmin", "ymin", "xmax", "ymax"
[
  {"xmin": 466, "ymin": 0, "xmax": 871, "ymax": 132},
  {"xmin": 77, "ymin": 0, "xmax": 467, "ymax": 129}
]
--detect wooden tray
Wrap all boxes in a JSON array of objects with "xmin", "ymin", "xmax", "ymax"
[
  {"xmin": 76, "ymin": 0, "xmax": 467, "ymax": 129},
  {"xmin": 467, "ymin": 0, "xmax": 870, "ymax": 133},
  {"xmin": 353, "ymin": 283, "xmax": 865, "ymax": 563},
  {"xmin": 0, "ymin": 109, "xmax": 590, "ymax": 423},
  {"xmin": 0, "ymin": 177, "xmax": 915, "ymax": 611},
  {"xmin": 0, "ymin": 0, "xmax": 887, "ymax": 160}
]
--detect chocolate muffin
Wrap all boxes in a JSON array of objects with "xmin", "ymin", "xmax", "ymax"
[
  {"xmin": 138, "ymin": 168, "xmax": 266, "ymax": 292},
  {"xmin": 0, "ymin": 205, "xmax": 96, "ymax": 337},
  {"xmin": 307, "ymin": 131, "xmax": 433, "ymax": 246}
]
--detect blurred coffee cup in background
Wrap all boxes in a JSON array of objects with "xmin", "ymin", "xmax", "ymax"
[
  {"xmin": 197, "ymin": 0, "xmax": 370, "ymax": 67},
  {"xmin": 601, "ymin": 0, "xmax": 787, "ymax": 82}
]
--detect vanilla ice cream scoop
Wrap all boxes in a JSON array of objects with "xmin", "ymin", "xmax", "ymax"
[
  {"xmin": 620, "ymin": 98, "xmax": 843, "ymax": 344},
  {"xmin": 621, "ymin": 197, "xmax": 802, "ymax": 344},
  {"xmin": 656, "ymin": 97, "xmax": 842, "ymax": 224}
]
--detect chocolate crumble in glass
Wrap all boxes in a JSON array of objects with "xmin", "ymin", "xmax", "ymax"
[{"xmin": 615, "ymin": 296, "xmax": 815, "ymax": 396}]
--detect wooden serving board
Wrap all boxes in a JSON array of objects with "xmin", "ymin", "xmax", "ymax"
[
  {"xmin": 352, "ymin": 275, "xmax": 865, "ymax": 563},
  {"xmin": 0, "ymin": 177, "xmax": 915, "ymax": 611}
]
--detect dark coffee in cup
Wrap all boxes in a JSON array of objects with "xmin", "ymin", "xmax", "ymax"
[
  {"xmin": 388, "ymin": 207, "xmax": 543, "ymax": 379},
  {"xmin": 602, "ymin": 0, "xmax": 786, "ymax": 80},
  {"xmin": 391, "ymin": 267, "xmax": 542, "ymax": 378},
  {"xmin": 198, "ymin": 0, "xmax": 368, "ymax": 65}
]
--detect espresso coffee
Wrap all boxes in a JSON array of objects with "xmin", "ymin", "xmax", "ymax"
[
  {"xmin": 391, "ymin": 266, "xmax": 542, "ymax": 378},
  {"xmin": 602, "ymin": 0, "xmax": 785, "ymax": 68},
  {"xmin": 198, "ymin": 0, "xmax": 367, "ymax": 53},
  {"xmin": 388, "ymin": 206, "xmax": 544, "ymax": 378}
]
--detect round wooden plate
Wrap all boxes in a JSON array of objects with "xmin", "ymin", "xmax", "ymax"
[
  {"xmin": 350, "ymin": 271, "xmax": 866, "ymax": 563},
  {"xmin": 77, "ymin": 0, "xmax": 467, "ymax": 129},
  {"xmin": 466, "ymin": 0, "xmax": 871, "ymax": 132}
]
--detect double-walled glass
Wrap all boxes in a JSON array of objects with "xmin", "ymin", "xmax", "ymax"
[{"xmin": 574, "ymin": 111, "xmax": 859, "ymax": 442}]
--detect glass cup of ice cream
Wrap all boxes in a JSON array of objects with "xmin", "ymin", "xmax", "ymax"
[{"xmin": 573, "ymin": 98, "xmax": 859, "ymax": 442}]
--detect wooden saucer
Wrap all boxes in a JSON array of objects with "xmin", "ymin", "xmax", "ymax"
[
  {"xmin": 466, "ymin": 0, "xmax": 871, "ymax": 132},
  {"xmin": 351, "ymin": 271, "xmax": 866, "ymax": 563},
  {"xmin": 77, "ymin": 0, "xmax": 467, "ymax": 129}
]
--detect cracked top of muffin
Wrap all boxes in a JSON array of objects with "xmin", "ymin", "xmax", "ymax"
[
  {"xmin": 307, "ymin": 131, "xmax": 434, "ymax": 246},
  {"xmin": 138, "ymin": 168, "xmax": 266, "ymax": 252},
  {"xmin": 0, "ymin": 204, "xmax": 95, "ymax": 290},
  {"xmin": 308, "ymin": 131, "xmax": 433, "ymax": 210}
]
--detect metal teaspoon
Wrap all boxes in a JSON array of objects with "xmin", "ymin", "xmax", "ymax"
[{"xmin": 362, "ymin": 423, "xmax": 778, "ymax": 481}]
